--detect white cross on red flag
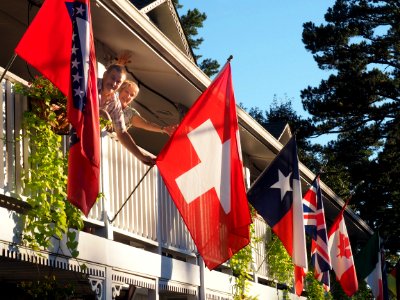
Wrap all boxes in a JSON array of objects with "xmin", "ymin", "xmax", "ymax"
[{"xmin": 156, "ymin": 62, "xmax": 252, "ymax": 270}]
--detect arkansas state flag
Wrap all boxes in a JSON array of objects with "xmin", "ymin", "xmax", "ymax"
[
  {"xmin": 303, "ymin": 175, "xmax": 331, "ymax": 290},
  {"xmin": 355, "ymin": 231, "xmax": 384, "ymax": 300},
  {"xmin": 15, "ymin": 0, "xmax": 100, "ymax": 216},
  {"xmin": 156, "ymin": 62, "xmax": 251, "ymax": 270},
  {"xmin": 247, "ymin": 136, "xmax": 307, "ymax": 295},
  {"xmin": 328, "ymin": 203, "xmax": 358, "ymax": 297}
]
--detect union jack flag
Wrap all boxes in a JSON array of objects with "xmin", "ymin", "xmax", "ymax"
[{"xmin": 303, "ymin": 175, "xmax": 331, "ymax": 290}]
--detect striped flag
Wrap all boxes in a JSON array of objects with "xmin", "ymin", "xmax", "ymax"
[{"xmin": 303, "ymin": 175, "xmax": 331, "ymax": 290}]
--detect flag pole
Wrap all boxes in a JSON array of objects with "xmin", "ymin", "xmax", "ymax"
[
  {"xmin": 108, "ymin": 165, "xmax": 154, "ymax": 223},
  {"xmin": 340, "ymin": 180, "xmax": 365, "ymax": 212},
  {"xmin": 0, "ymin": 53, "xmax": 18, "ymax": 83}
]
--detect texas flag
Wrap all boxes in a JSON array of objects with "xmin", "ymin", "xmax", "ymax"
[
  {"xmin": 247, "ymin": 136, "xmax": 307, "ymax": 295},
  {"xmin": 303, "ymin": 175, "xmax": 331, "ymax": 290},
  {"xmin": 15, "ymin": 0, "xmax": 100, "ymax": 216},
  {"xmin": 156, "ymin": 62, "xmax": 252, "ymax": 270},
  {"xmin": 328, "ymin": 202, "xmax": 358, "ymax": 297}
]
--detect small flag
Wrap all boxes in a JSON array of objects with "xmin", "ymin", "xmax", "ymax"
[{"xmin": 156, "ymin": 62, "xmax": 251, "ymax": 270}]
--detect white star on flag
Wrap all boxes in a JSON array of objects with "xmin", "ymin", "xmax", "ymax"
[
  {"xmin": 71, "ymin": 58, "xmax": 80, "ymax": 69},
  {"xmin": 72, "ymin": 73, "xmax": 83, "ymax": 82},
  {"xmin": 76, "ymin": 5, "xmax": 85, "ymax": 15},
  {"xmin": 270, "ymin": 169, "xmax": 292, "ymax": 201}
]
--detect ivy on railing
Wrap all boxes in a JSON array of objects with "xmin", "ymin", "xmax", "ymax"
[
  {"xmin": 14, "ymin": 77, "xmax": 83, "ymax": 258},
  {"xmin": 228, "ymin": 208, "xmax": 260, "ymax": 300}
]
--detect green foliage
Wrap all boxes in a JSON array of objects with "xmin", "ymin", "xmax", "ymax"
[
  {"xmin": 266, "ymin": 233, "xmax": 293, "ymax": 289},
  {"xmin": 301, "ymin": 0, "xmax": 400, "ymax": 254},
  {"xmin": 179, "ymin": 7, "xmax": 206, "ymax": 51},
  {"xmin": 173, "ymin": 0, "xmax": 220, "ymax": 76},
  {"xmin": 14, "ymin": 75, "xmax": 69, "ymax": 134},
  {"xmin": 14, "ymin": 75, "xmax": 65, "ymax": 101},
  {"xmin": 229, "ymin": 219, "xmax": 258, "ymax": 300},
  {"xmin": 14, "ymin": 77, "xmax": 83, "ymax": 258},
  {"xmin": 198, "ymin": 58, "xmax": 220, "ymax": 77},
  {"xmin": 305, "ymin": 272, "xmax": 332, "ymax": 300},
  {"xmin": 329, "ymin": 273, "xmax": 372, "ymax": 300},
  {"xmin": 229, "ymin": 243, "xmax": 255, "ymax": 300},
  {"xmin": 18, "ymin": 275, "xmax": 75, "ymax": 299}
]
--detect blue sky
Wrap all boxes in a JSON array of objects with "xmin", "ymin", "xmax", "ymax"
[{"xmin": 177, "ymin": 1, "xmax": 335, "ymax": 118}]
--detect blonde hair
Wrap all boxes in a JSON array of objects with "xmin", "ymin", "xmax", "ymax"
[{"xmin": 118, "ymin": 80, "xmax": 139, "ymax": 95}]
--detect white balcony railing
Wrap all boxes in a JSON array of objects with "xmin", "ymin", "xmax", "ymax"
[
  {"xmin": 0, "ymin": 72, "xmax": 198, "ymax": 255},
  {"xmin": 1, "ymin": 71, "xmax": 269, "ymax": 276}
]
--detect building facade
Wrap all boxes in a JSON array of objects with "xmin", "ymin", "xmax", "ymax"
[{"xmin": 0, "ymin": 0, "xmax": 372, "ymax": 299}]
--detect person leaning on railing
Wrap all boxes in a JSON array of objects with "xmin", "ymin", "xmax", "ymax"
[
  {"xmin": 98, "ymin": 64, "xmax": 155, "ymax": 166},
  {"xmin": 118, "ymin": 80, "xmax": 178, "ymax": 136}
]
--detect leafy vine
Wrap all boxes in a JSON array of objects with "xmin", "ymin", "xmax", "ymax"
[
  {"xmin": 14, "ymin": 77, "xmax": 83, "ymax": 258},
  {"xmin": 229, "ymin": 209, "xmax": 259, "ymax": 300},
  {"xmin": 265, "ymin": 232, "xmax": 293, "ymax": 298}
]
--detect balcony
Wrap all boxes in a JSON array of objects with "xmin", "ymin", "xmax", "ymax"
[{"xmin": 0, "ymin": 68, "xmax": 284, "ymax": 299}]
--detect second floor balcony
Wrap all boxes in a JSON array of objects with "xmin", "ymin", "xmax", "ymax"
[{"xmin": 0, "ymin": 69, "xmax": 270, "ymax": 281}]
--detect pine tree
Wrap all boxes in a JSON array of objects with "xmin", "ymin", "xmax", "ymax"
[
  {"xmin": 301, "ymin": 0, "xmax": 400, "ymax": 254},
  {"xmin": 172, "ymin": 0, "xmax": 220, "ymax": 76}
]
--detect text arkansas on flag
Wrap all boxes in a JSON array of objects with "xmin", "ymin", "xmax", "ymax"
[
  {"xmin": 156, "ymin": 62, "xmax": 252, "ymax": 270},
  {"xmin": 15, "ymin": 0, "xmax": 100, "ymax": 216}
]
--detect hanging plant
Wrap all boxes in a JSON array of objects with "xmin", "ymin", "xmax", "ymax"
[{"xmin": 14, "ymin": 76, "xmax": 69, "ymax": 134}]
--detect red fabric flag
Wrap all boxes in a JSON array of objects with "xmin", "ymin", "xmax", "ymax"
[
  {"xmin": 328, "ymin": 203, "xmax": 359, "ymax": 296},
  {"xmin": 156, "ymin": 62, "xmax": 252, "ymax": 270},
  {"xmin": 15, "ymin": 0, "xmax": 100, "ymax": 216}
]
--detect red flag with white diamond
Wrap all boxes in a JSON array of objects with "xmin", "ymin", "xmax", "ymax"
[{"xmin": 156, "ymin": 62, "xmax": 251, "ymax": 270}]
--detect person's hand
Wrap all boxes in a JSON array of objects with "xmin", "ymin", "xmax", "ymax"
[
  {"xmin": 141, "ymin": 154, "xmax": 156, "ymax": 166},
  {"xmin": 163, "ymin": 124, "xmax": 179, "ymax": 136}
]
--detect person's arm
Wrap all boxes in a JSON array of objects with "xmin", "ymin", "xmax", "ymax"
[
  {"xmin": 115, "ymin": 129, "xmax": 155, "ymax": 166},
  {"xmin": 130, "ymin": 115, "xmax": 177, "ymax": 136}
]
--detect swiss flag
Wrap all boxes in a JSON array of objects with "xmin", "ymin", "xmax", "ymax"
[
  {"xmin": 328, "ymin": 203, "xmax": 359, "ymax": 296},
  {"xmin": 156, "ymin": 62, "xmax": 252, "ymax": 270},
  {"xmin": 15, "ymin": 0, "xmax": 100, "ymax": 216}
]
